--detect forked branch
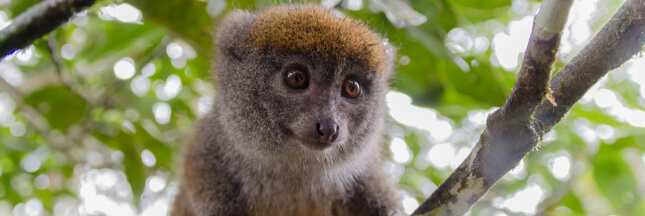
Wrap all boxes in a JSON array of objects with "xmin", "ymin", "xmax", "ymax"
[{"xmin": 413, "ymin": 0, "xmax": 645, "ymax": 215}]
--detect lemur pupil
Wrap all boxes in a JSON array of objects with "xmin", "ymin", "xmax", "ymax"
[
  {"xmin": 342, "ymin": 80, "xmax": 361, "ymax": 99},
  {"xmin": 284, "ymin": 68, "xmax": 308, "ymax": 89}
]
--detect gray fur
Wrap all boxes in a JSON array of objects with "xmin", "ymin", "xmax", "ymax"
[{"xmin": 172, "ymin": 6, "xmax": 402, "ymax": 216}]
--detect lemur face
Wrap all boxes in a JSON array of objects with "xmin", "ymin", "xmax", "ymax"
[{"xmin": 214, "ymin": 5, "xmax": 394, "ymax": 167}]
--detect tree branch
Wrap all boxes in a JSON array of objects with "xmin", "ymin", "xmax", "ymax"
[
  {"xmin": 414, "ymin": 0, "xmax": 645, "ymax": 214},
  {"xmin": 533, "ymin": 0, "xmax": 645, "ymax": 134},
  {"xmin": 0, "ymin": 0, "xmax": 96, "ymax": 58},
  {"xmin": 413, "ymin": 0, "xmax": 574, "ymax": 215}
]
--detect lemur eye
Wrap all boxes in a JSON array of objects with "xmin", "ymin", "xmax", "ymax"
[
  {"xmin": 283, "ymin": 67, "xmax": 309, "ymax": 89},
  {"xmin": 342, "ymin": 79, "xmax": 361, "ymax": 99}
]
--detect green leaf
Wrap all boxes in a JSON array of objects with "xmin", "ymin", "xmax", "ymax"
[
  {"xmin": 410, "ymin": 0, "xmax": 458, "ymax": 33},
  {"xmin": 448, "ymin": 3, "xmax": 513, "ymax": 23},
  {"xmin": 6, "ymin": 0, "xmax": 40, "ymax": 17},
  {"xmin": 79, "ymin": 19, "xmax": 166, "ymax": 62},
  {"xmin": 125, "ymin": 0, "xmax": 212, "ymax": 56},
  {"xmin": 107, "ymin": 130, "xmax": 146, "ymax": 205},
  {"xmin": 630, "ymin": 201, "xmax": 645, "ymax": 216},
  {"xmin": 592, "ymin": 138, "xmax": 639, "ymax": 210},
  {"xmin": 438, "ymin": 57, "xmax": 509, "ymax": 107},
  {"xmin": 390, "ymin": 29, "xmax": 446, "ymax": 106},
  {"xmin": 24, "ymin": 86, "xmax": 88, "ymax": 131},
  {"xmin": 447, "ymin": 0, "xmax": 512, "ymax": 9},
  {"xmin": 135, "ymin": 123, "xmax": 173, "ymax": 170},
  {"xmin": 561, "ymin": 191, "xmax": 585, "ymax": 214}
]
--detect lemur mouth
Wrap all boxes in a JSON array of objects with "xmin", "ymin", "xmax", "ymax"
[
  {"xmin": 301, "ymin": 140, "xmax": 333, "ymax": 151},
  {"xmin": 283, "ymin": 127, "xmax": 333, "ymax": 151}
]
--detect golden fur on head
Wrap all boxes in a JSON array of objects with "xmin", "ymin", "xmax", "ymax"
[{"xmin": 246, "ymin": 4, "xmax": 386, "ymax": 72}]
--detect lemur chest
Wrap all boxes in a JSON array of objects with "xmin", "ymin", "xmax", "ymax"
[{"xmin": 242, "ymin": 178, "xmax": 356, "ymax": 216}]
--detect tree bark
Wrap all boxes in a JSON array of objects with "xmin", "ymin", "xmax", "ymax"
[
  {"xmin": 412, "ymin": 0, "xmax": 645, "ymax": 215},
  {"xmin": 0, "ymin": 0, "xmax": 96, "ymax": 58},
  {"xmin": 533, "ymin": 0, "xmax": 645, "ymax": 134}
]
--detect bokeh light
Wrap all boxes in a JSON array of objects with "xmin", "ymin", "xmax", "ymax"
[{"xmin": 114, "ymin": 58, "xmax": 136, "ymax": 80}]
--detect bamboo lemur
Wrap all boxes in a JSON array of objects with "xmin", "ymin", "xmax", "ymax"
[{"xmin": 171, "ymin": 4, "xmax": 403, "ymax": 216}]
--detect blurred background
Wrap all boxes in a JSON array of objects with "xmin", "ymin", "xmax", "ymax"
[{"xmin": 0, "ymin": 0, "xmax": 644, "ymax": 215}]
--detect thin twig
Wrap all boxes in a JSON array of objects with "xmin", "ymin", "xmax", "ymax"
[
  {"xmin": 0, "ymin": 75, "xmax": 62, "ymax": 147},
  {"xmin": 535, "ymin": 157, "xmax": 583, "ymax": 215},
  {"xmin": 45, "ymin": 32, "xmax": 96, "ymax": 104}
]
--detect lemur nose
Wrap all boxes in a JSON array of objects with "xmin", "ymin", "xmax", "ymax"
[{"xmin": 316, "ymin": 118, "xmax": 339, "ymax": 143}]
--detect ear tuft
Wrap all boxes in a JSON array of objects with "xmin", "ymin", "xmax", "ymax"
[
  {"xmin": 381, "ymin": 39, "xmax": 397, "ymax": 80},
  {"xmin": 214, "ymin": 9, "xmax": 257, "ymax": 61}
]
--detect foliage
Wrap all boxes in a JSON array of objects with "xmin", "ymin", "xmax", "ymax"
[{"xmin": 0, "ymin": 0, "xmax": 644, "ymax": 215}]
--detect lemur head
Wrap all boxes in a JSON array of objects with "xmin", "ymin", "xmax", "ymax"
[{"xmin": 213, "ymin": 4, "xmax": 395, "ymax": 168}]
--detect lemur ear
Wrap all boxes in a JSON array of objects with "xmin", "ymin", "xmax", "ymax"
[{"xmin": 214, "ymin": 9, "xmax": 257, "ymax": 61}]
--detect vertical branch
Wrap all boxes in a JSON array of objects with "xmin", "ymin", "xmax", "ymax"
[
  {"xmin": 501, "ymin": 0, "xmax": 572, "ymax": 119},
  {"xmin": 533, "ymin": 0, "xmax": 645, "ymax": 133}
]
